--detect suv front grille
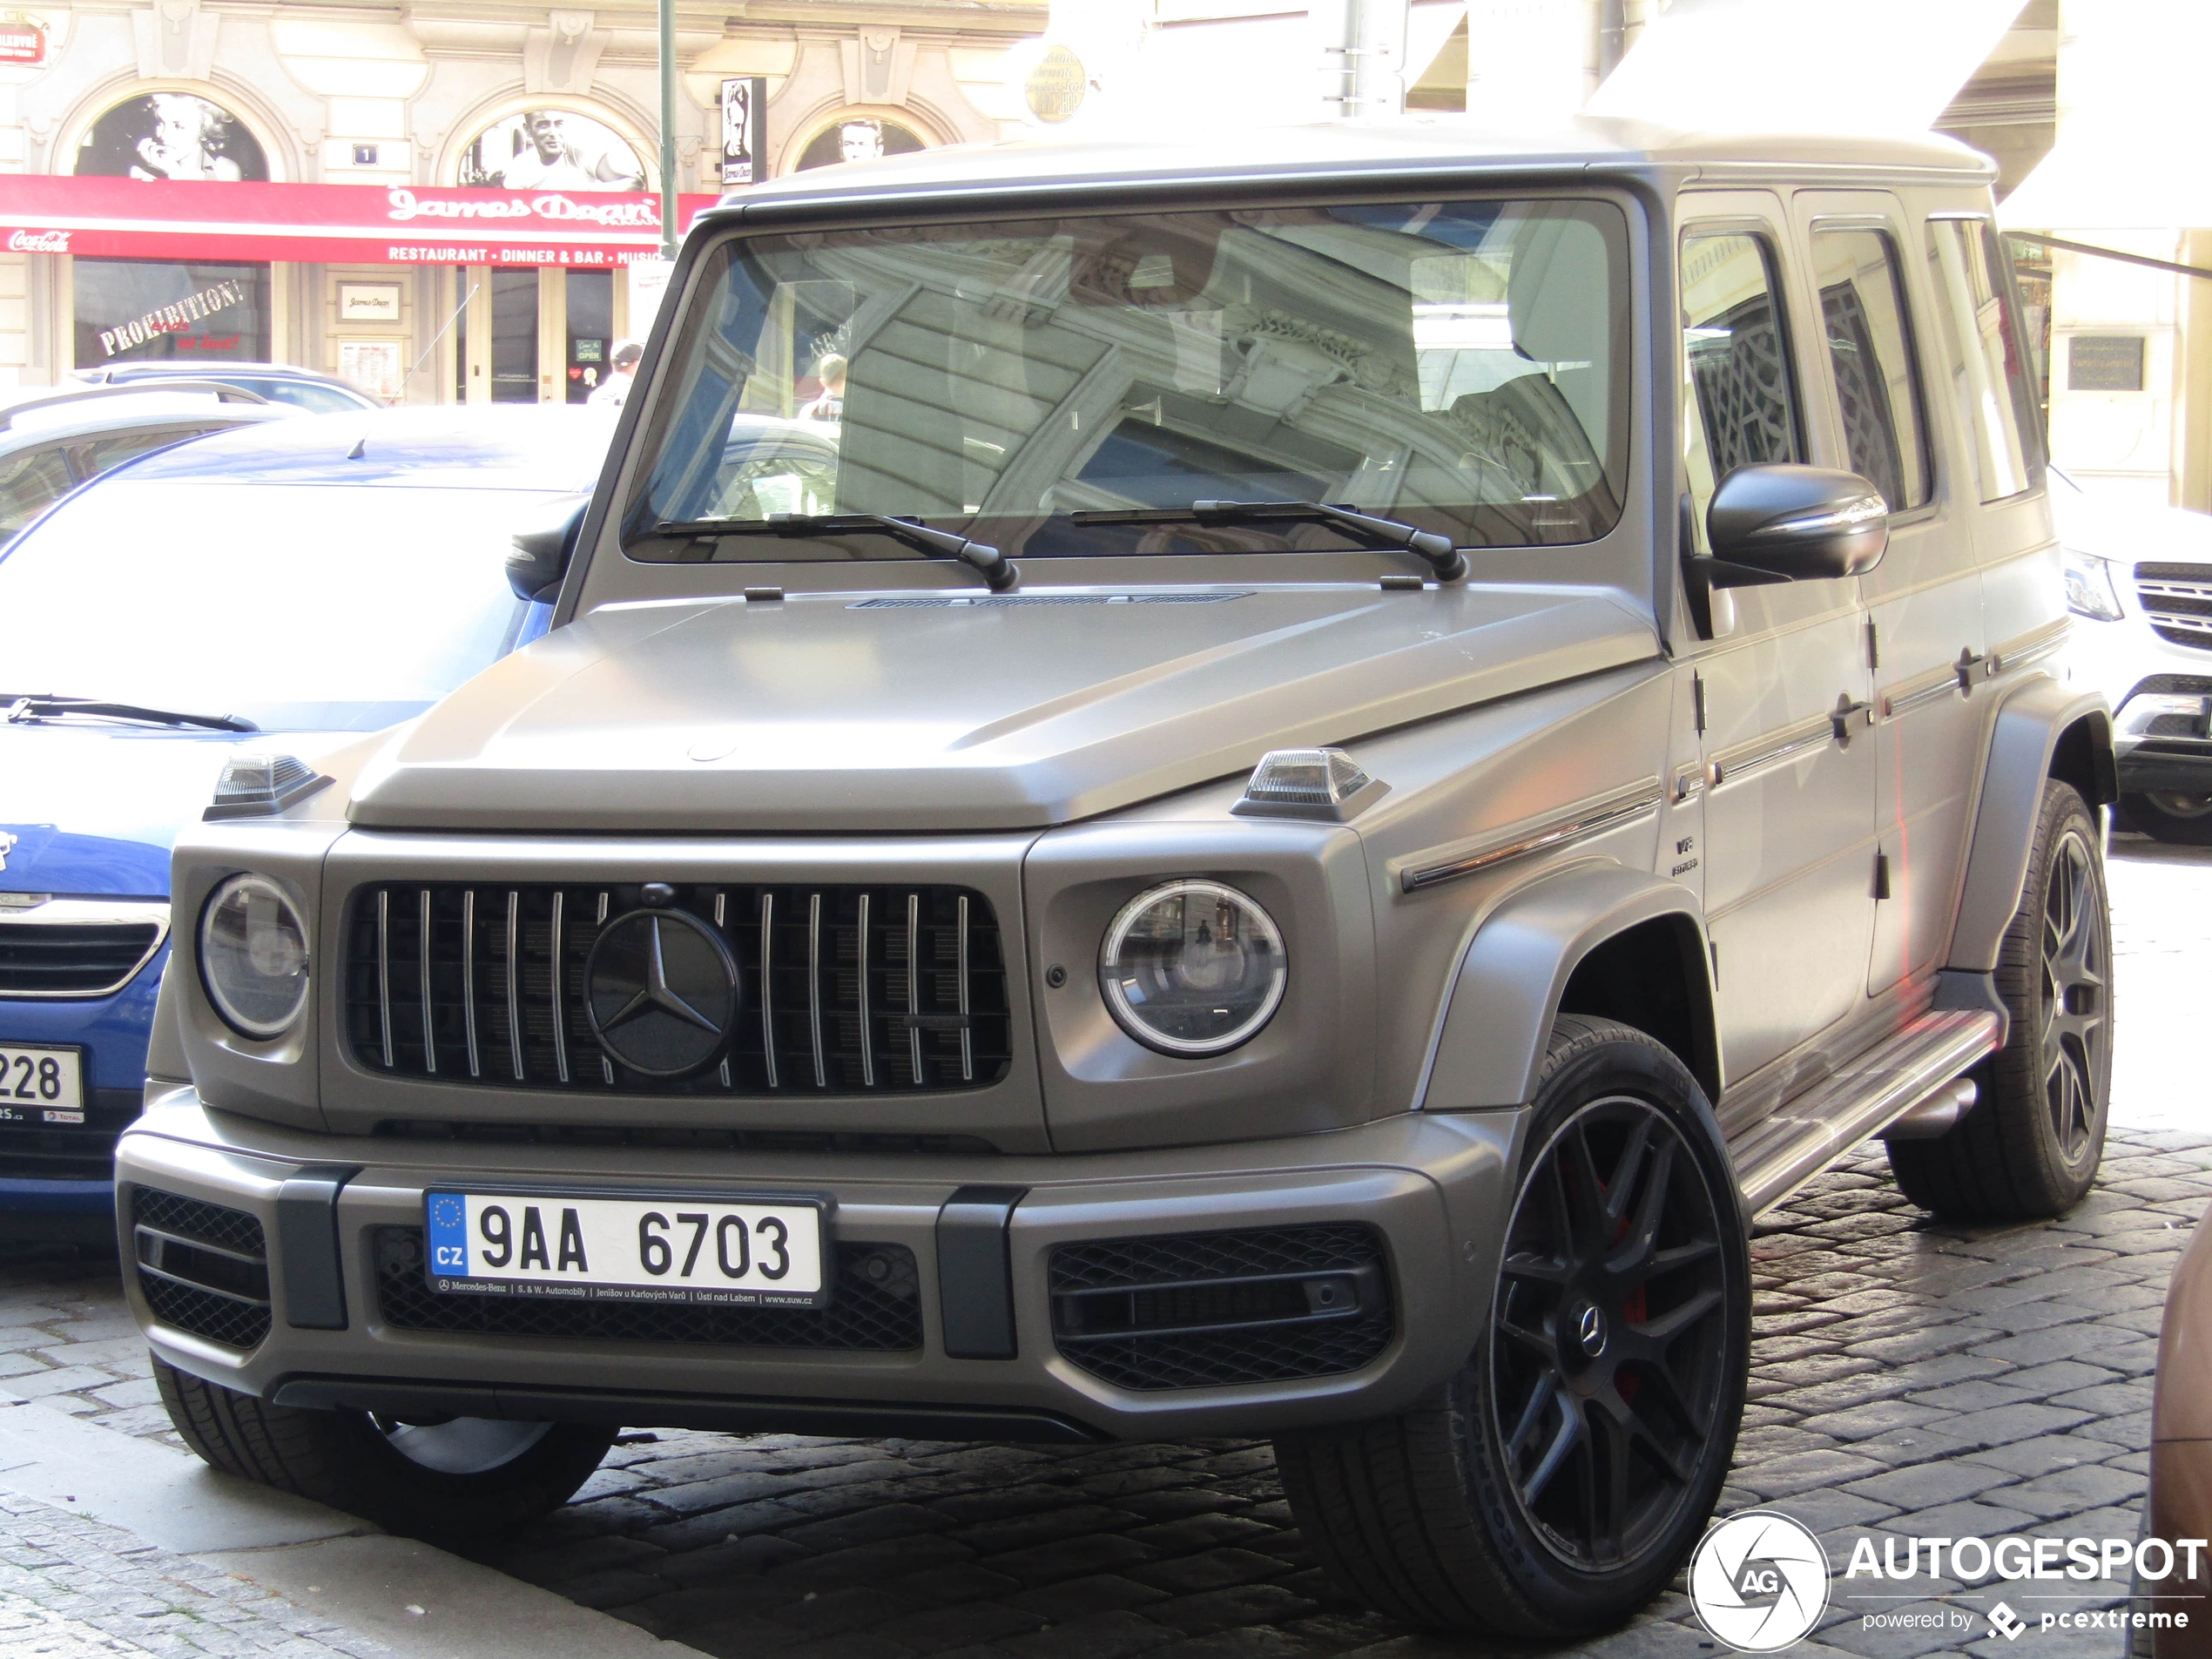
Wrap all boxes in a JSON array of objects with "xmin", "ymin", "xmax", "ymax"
[
  {"xmin": 1049, "ymin": 1224, "xmax": 1395, "ymax": 1391},
  {"xmin": 374, "ymin": 1228, "xmax": 922, "ymax": 1351},
  {"xmin": 2135, "ymin": 563, "xmax": 2212, "ymax": 651},
  {"xmin": 346, "ymin": 882, "xmax": 1009, "ymax": 1096},
  {"xmin": 129, "ymin": 1187, "xmax": 271, "ymax": 1350},
  {"xmin": 0, "ymin": 901, "xmax": 168, "ymax": 998}
]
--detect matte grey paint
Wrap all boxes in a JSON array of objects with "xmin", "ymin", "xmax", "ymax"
[
  {"xmin": 131, "ymin": 129, "xmax": 2100, "ymax": 1438},
  {"xmin": 120, "ymin": 1092, "xmax": 1517, "ymax": 1440},
  {"xmin": 1421, "ymin": 861, "xmax": 1713, "ymax": 1111},
  {"xmin": 346, "ymin": 583, "xmax": 1658, "ymax": 834}
]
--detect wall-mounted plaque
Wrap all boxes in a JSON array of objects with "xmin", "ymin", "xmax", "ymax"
[
  {"xmin": 339, "ymin": 283, "xmax": 402, "ymax": 324},
  {"xmin": 2067, "ymin": 334, "xmax": 2146, "ymax": 393}
]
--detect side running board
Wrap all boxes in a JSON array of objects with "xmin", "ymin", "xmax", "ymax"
[{"xmin": 1728, "ymin": 1008, "xmax": 2003, "ymax": 1220}]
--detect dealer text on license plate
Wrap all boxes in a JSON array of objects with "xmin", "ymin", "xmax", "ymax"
[
  {"xmin": 0, "ymin": 1045, "xmax": 84, "ymax": 1123},
  {"xmin": 425, "ymin": 1191, "xmax": 827, "ymax": 1307}
]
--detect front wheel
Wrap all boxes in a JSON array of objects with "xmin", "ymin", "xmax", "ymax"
[
  {"xmin": 1274, "ymin": 1017, "xmax": 1750, "ymax": 1639},
  {"xmin": 154, "ymin": 1358, "xmax": 615, "ymax": 1541},
  {"xmin": 2121, "ymin": 789, "xmax": 2212, "ymax": 846}
]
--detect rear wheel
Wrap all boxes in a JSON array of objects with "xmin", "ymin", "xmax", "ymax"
[
  {"xmin": 2121, "ymin": 789, "xmax": 2212, "ymax": 846},
  {"xmin": 1275, "ymin": 1017, "xmax": 1749, "ymax": 1638},
  {"xmin": 154, "ymin": 1358, "xmax": 614, "ymax": 1541},
  {"xmin": 1890, "ymin": 779, "xmax": 2111, "ymax": 1219}
]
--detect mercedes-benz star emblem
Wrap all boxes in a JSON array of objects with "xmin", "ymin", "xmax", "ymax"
[
  {"xmin": 1576, "ymin": 1305, "xmax": 1608, "ymax": 1357},
  {"xmin": 583, "ymin": 907, "xmax": 740, "ymax": 1077}
]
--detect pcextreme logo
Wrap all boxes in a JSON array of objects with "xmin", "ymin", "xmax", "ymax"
[{"xmin": 1690, "ymin": 1511, "xmax": 1831, "ymax": 1652}]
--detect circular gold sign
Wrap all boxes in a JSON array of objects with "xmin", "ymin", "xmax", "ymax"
[{"xmin": 1025, "ymin": 44, "xmax": 1087, "ymax": 125}]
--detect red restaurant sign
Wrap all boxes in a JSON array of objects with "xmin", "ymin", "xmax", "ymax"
[{"xmin": 0, "ymin": 177, "xmax": 725, "ymax": 265}]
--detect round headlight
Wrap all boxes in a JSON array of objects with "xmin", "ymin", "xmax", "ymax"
[
  {"xmin": 199, "ymin": 874, "xmax": 310, "ymax": 1039},
  {"xmin": 1098, "ymin": 880, "xmax": 1286, "ymax": 1056}
]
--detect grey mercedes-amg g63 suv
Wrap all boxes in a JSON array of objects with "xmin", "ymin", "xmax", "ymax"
[{"xmin": 119, "ymin": 119, "xmax": 2114, "ymax": 1638}]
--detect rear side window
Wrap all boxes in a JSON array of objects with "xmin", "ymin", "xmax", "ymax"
[
  {"xmin": 0, "ymin": 444, "xmax": 76, "ymax": 538},
  {"xmin": 1925, "ymin": 219, "xmax": 2044, "ymax": 501},
  {"xmin": 1680, "ymin": 231, "xmax": 1802, "ymax": 536},
  {"xmin": 1811, "ymin": 228, "xmax": 1931, "ymax": 511},
  {"xmin": 74, "ymin": 426, "xmax": 205, "ymax": 475}
]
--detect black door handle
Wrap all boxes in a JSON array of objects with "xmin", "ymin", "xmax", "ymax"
[{"xmin": 1831, "ymin": 694, "xmax": 1873, "ymax": 745}]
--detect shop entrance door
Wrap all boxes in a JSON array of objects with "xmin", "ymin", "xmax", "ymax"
[
  {"xmin": 456, "ymin": 266, "xmax": 628, "ymax": 403},
  {"xmin": 489, "ymin": 269, "xmax": 538, "ymax": 402},
  {"xmin": 566, "ymin": 271, "xmax": 614, "ymax": 402}
]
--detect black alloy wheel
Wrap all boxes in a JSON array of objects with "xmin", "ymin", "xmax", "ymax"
[
  {"xmin": 1273, "ymin": 1018, "xmax": 1749, "ymax": 1639},
  {"xmin": 2040, "ymin": 823, "xmax": 2107, "ymax": 1167},
  {"xmin": 1492, "ymin": 1095, "xmax": 1732, "ymax": 1570},
  {"xmin": 1889, "ymin": 779, "xmax": 2112, "ymax": 1220}
]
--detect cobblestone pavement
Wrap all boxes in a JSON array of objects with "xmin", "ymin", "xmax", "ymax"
[
  {"xmin": 0, "ymin": 1491, "xmax": 377, "ymax": 1659},
  {"xmin": 0, "ymin": 834, "xmax": 2198, "ymax": 1658}
]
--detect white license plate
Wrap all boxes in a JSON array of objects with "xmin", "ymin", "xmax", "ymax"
[
  {"xmin": 0, "ymin": 1045, "xmax": 84, "ymax": 1123},
  {"xmin": 425, "ymin": 1190, "xmax": 828, "ymax": 1307}
]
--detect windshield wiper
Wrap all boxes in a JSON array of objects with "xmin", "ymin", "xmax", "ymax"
[
  {"xmin": 3, "ymin": 694, "xmax": 257, "ymax": 733},
  {"xmin": 658, "ymin": 514, "xmax": 1018, "ymax": 592},
  {"xmin": 1070, "ymin": 500, "xmax": 1467, "ymax": 582}
]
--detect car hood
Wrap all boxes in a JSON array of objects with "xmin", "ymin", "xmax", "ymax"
[
  {"xmin": 0, "ymin": 726, "xmax": 258, "ymax": 897},
  {"xmin": 347, "ymin": 583, "xmax": 1659, "ymax": 833}
]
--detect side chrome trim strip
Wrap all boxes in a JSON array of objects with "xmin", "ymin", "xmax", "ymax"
[
  {"xmin": 1710, "ymin": 716, "xmax": 1833, "ymax": 789},
  {"xmin": 1992, "ymin": 620, "xmax": 2070, "ymax": 675},
  {"xmin": 1400, "ymin": 779, "xmax": 1664, "ymax": 894}
]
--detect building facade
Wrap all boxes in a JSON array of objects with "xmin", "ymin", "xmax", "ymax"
[{"xmin": 0, "ymin": 0, "xmax": 1045, "ymax": 400}]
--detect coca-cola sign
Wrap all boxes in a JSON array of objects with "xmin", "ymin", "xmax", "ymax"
[{"xmin": 7, "ymin": 229, "xmax": 69, "ymax": 253}]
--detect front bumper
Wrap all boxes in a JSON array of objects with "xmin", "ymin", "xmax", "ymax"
[
  {"xmin": 0, "ymin": 951, "xmax": 166, "ymax": 1211},
  {"xmin": 117, "ymin": 1089, "xmax": 1520, "ymax": 1441}
]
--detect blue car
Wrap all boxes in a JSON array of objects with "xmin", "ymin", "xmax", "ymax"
[{"xmin": 0, "ymin": 406, "xmax": 613, "ymax": 1233}]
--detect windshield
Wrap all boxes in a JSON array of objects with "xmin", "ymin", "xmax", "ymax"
[
  {"xmin": 629, "ymin": 198, "xmax": 1630, "ymax": 561},
  {"xmin": 0, "ymin": 480, "xmax": 548, "ymax": 731}
]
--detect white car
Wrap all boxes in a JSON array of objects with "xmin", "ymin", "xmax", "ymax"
[{"xmin": 2058, "ymin": 467, "xmax": 2212, "ymax": 842}]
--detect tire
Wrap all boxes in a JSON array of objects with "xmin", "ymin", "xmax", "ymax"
[
  {"xmin": 154, "ymin": 1358, "xmax": 615, "ymax": 1541},
  {"xmin": 1274, "ymin": 1016, "xmax": 1750, "ymax": 1639},
  {"xmin": 1889, "ymin": 779, "xmax": 2112, "ymax": 1220},
  {"xmin": 2121, "ymin": 790, "xmax": 2212, "ymax": 846}
]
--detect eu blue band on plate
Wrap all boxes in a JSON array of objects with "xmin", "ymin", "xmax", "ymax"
[{"xmin": 426, "ymin": 1191, "xmax": 469, "ymax": 1276}]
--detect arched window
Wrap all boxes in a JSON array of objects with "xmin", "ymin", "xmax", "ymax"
[
  {"xmin": 75, "ymin": 92, "xmax": 268, "ymax": 181},
  {"xmin": 794, "ymin": 117, "xmax": 927, "ymax": 172},
  {"xmin": 457, "ymin": 109, "xmax": 646, "ymax": 191}
]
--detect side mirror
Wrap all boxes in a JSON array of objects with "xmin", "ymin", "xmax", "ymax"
[
  {"xmin": 507, "ymin": 493, "xmax": 591, "ymax": 604},
  {"xmin": 1705, "ymin": 463, "xmax": 1889, "ymax": 586}
]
